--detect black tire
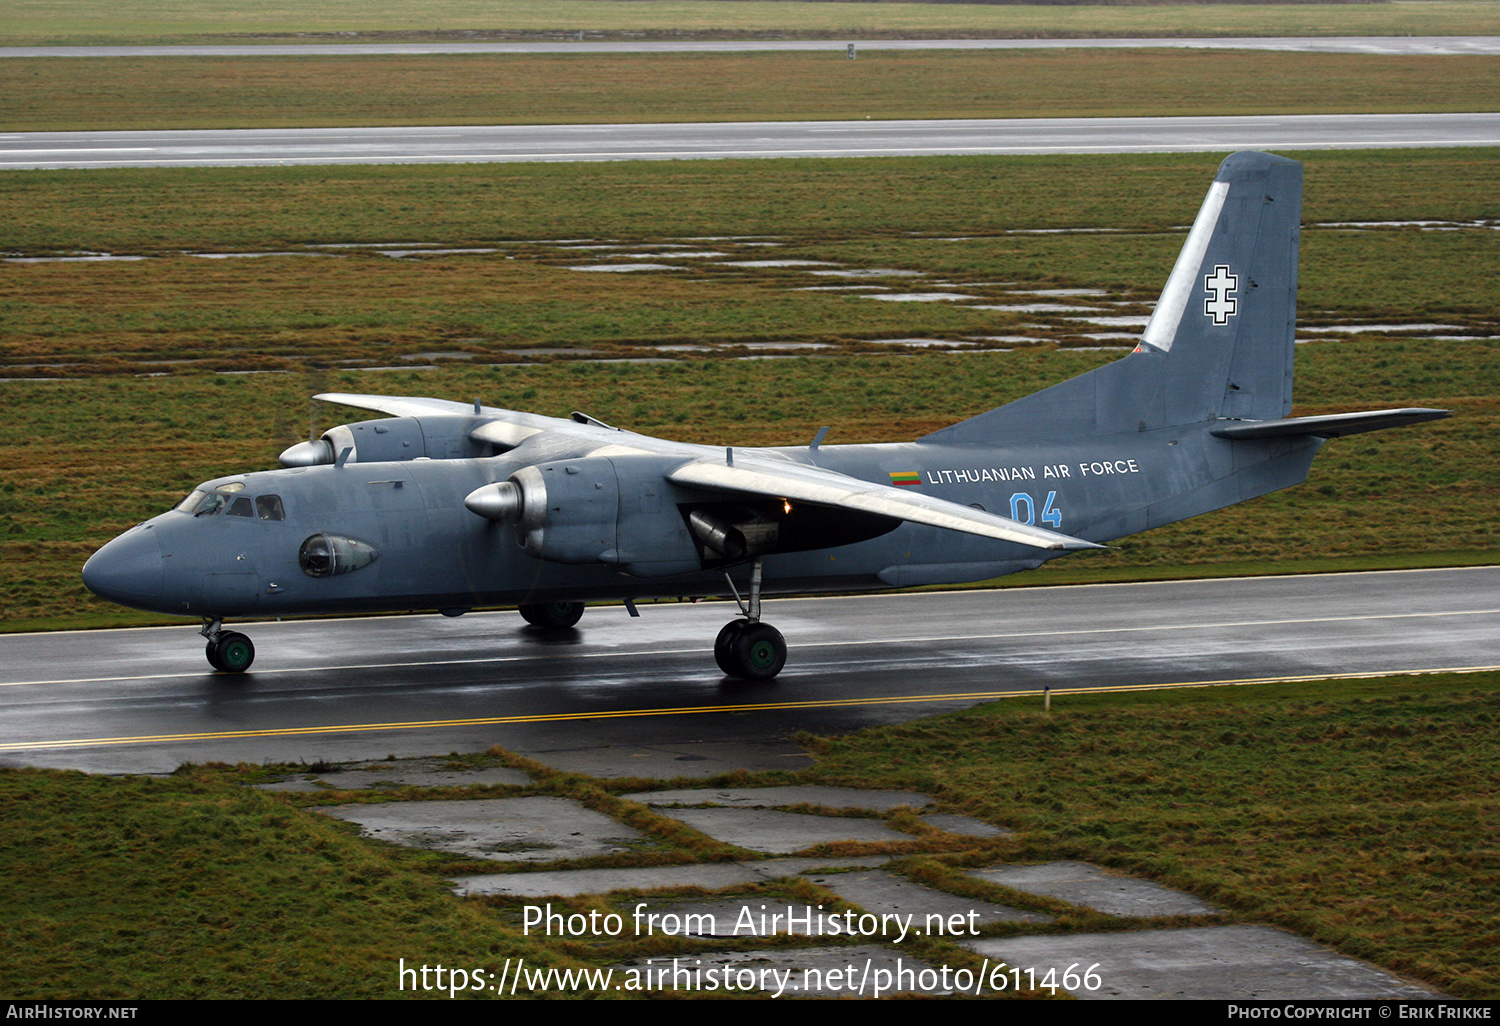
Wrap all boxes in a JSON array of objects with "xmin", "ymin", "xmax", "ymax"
[
  {"xmin": 212, "ymin": 632, "xmax": 255, "ymax": 673},
  {"xmin": 714, "ymin": 619, "xmax": 751, "ymax": 675},
  {"xmin": 206, "ymin": 639, "xmax": 226, "ymax": 672},
  {"xmin": 730, "ymin": 622, "xmax": 786, "ymax": 680},
  {"xmin": 519, "ymin": 601, "xmax": 585, "ymax": 629}
]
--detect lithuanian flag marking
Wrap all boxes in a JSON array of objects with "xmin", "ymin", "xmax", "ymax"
[{"xmin": 889, "ymin": 471, "xmax": 922, "ymax": 487}]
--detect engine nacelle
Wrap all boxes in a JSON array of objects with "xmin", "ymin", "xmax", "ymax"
[
  {"xmin": 279, "ymin": 416, "xmax": 483, "ymax": 467},
  {"xmin": 464, "ymin": 454, "xmax": 702, "ymax": 576},
  {"xmin": 511, "ymin": 458, "xmax": 621, "ymax": 563}
]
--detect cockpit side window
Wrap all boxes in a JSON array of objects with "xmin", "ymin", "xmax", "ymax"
[
  {"xmin": 185, "ymin": 491, "xmax": 230, "ymax": 517},
  {"xmin": 256, "ymin": 495, "xmax": 285, "ymax": 521},
  {"xmin": 226, "ymin": 496, "xmax": 254, "ymax": 517},
  {"xmin": 175, "ymin": 490, "xmax": 208, "ymax": 514}
]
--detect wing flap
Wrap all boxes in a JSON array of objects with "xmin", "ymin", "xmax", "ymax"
[{"xmin": 668, "ymin": 457, "xmax": 1102, "ymax": 552}]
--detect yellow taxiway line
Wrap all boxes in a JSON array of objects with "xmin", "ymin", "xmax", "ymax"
[{"xmin": 2, "ymin": 664, "xmax": 1495, "ymax": 753}]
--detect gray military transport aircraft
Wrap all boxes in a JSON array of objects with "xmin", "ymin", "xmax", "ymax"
[{"xmin": 82, "ymin": 152, "xmax": 1446, "ymax": 678}]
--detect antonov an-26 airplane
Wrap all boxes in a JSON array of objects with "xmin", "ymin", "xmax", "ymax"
[{"xmin": 82, "ymin": 152, "xmax": 1446, "ymax": 677}]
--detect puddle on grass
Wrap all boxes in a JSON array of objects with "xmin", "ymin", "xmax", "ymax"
[
  {"xmin": 867, "ymin": 292, "xmax": 976, "ymax": 302},
  {"xmin": 191, "ymin": 251, "xmax": 331, "ymax": 259},
  {"xmin": 1013, "ymin": 288, "xmax": 1110, "ymax": 297},
  {"xmin": 1298, "ymin": 323, "xmax": 1468, "ymax": 334},
  {"xmin": 1062, "ymin": 315, "xmax": 1152, "ymax": 327},
  {"xmin": 1315, "ymin": 220, "xmax": 1500, "ymax": 231},
  {"xmin": 719, "ymin": 259, "xmax": 839, "ymax": 268},
  {"xmin": 736, "ymin": 342, "xmax": 834, "ymax": 350},
  {"xmin": 377, "ymin": 248, "xmax": 499, "ymax": 257},
  {"xmin": 808, "ymin": 268, "xmax": 925, "ymax": 278},
  {"xmin": 4, "ymin": 253, "xmax": 147, "ymax": 263},
  {"xmin": 970, "ymin": 303, "xmax": 1101, "ymax": 313},
  {"xmin": 869, "ymin": 338, "xmax": 974, "ymax": 347},
  {"xmin": 570, "ymin": 263, "xmax": 686, "ymax": 272}
]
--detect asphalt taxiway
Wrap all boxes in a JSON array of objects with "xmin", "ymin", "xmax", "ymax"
[
  {"xmin": 0, "ymin": 566, "xmax": 1494, "ymax": 775},
  {"xmin": 7, "ymin": 113, "xmax": 1500, "ymax": 169},
  {"xmin": 5, "ymin": 37, "xmax": 1498, "ymax": 57}
]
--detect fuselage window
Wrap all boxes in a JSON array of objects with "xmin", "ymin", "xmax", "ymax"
[{"xmin": 256, "ymin": 495, "xmax": 285, "ymax": 521}]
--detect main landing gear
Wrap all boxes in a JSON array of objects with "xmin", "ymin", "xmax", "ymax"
[
  {"xmin": 201, "ymin": 618, "xmax": 255, "ymax": 673},
  {"xmin": 518, "ymin": 601, "xmax": 585, "ymax": 629},
  {"xmin": 715, "ymin": 559, "xmax": 787, "ymax": 680}
]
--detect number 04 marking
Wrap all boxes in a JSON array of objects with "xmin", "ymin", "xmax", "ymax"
[{"xmin": 1010, "ymin": 490, "xmax": 1062, "ymax": 528}]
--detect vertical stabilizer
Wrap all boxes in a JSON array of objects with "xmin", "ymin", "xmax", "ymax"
[{"xmin": 923, "ymin": 152, "xmax": 1302, "ymax": 444}]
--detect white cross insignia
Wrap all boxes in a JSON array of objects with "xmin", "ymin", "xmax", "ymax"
[{"xmin": 1203, "ymin": 265, "xmax": 1238, "ymax": 325}]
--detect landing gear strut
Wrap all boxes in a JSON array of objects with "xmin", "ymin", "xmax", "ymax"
[
  {"xmin": 201, "ymin": 618, "xmax": 255, "ymax": 673},
  {"xmin": 715, "ymin": 559, "xmax": 787, "ymax": 679},
  {"xmin": 519, "ymin": 601, "xmax": 585, "ymax": 629}
]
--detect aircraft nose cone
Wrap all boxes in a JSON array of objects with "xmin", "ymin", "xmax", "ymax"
[{"xmin": 82, "ymin": 528, "xmax": 166, "ymax": 611}]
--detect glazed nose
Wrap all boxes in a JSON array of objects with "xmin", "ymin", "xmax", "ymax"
[{"xmin": 82, "ymin": 527, "xmax": 165, "ymax": 611}]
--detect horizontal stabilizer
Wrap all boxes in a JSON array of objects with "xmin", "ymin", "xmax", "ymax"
[
  {"xmin": 1209, "ymin": 408, "xmax": 1449, "ymax": 440},
  {"xmin": 669, "ymin": 456, "xmax": 1103, "ymax": 552}
]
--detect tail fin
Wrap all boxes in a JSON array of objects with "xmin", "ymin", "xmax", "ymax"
[{"xmin": 923, "ymin": 151, "xmax": 1302, "ymax": 444}]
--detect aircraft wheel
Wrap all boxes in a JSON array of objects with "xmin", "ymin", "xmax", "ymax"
[
  {"xmin": 714, "ymin": 618, "xmax": 751, "ymax": 675},
  {"xmin": 730, "ymin": 622, "xmax": 786, "ymax": 680},
  {"xmin": 210, "ymin": 632, "xmax": 255, "ymax": 673},
  {"xmin": 206, "ymin": 640, "xmax": 225, "ymax": 672},
  {"xmin": 519, "ymin": 602, "xmax": 584, "ymax": 629}
]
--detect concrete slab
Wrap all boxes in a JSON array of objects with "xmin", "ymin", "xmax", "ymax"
[
  {"xmin": 970, "ymin": 861, "xmax": 1216, "ymax": 917},
  {"xmin": 254, "ymin": 778, "xmax": 327, "ymax": 793},
  {"xmin": 660, "ymin": 808, "xmax": 915, "ymax": 854},
  {"xmin": 527, "ymin": 739, "xmax": 814, "ymax": 778},
  {"xmin": 614, "ymin": 945, "xmax": 948, "ymax": 998},
  {"xmin": 919, "ymin": 813, "xmax": 1010, "ymax": 838},
  {"xmin": 805, "ymin": 869, "xmax": 1052, "ymax": 927},
  {"xmin": 310, "ymin": 759, "xmax": 532, "ymax": 789},
  {"xmin": 452, "ymin": 856, "xmax": 892, "ymax": 897},
  {"xmin": 964, "ymin": 925, "xmax": 1443, "ymax": 999},
  {"xmin": 318, "ymin": 796, "xmax": 646, "ymax": 862},
  {"xmin": 624, "ymin": 785, "xmax": 933, "ymax": 812}
]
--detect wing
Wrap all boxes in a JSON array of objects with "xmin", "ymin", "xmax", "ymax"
[
  {"xmin": 668, "ymin": 453, "xmax": 1103, "ymax": 552},
  {"xmin": 314, "ymin": 392, "xmax": 564, "ymax": 448},
  {"xmin": 314, "ymin": 393, "xmax": 485, "ymax": 418}
]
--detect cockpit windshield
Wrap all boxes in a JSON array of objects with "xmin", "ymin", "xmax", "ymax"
[{"xmin": 175, "ymin": 482, "xmax": 284, "ymax": 520}]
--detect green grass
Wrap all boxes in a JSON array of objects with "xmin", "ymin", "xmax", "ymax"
[
  {"xmin": 8, "ymin": 49, "xmax": 1500, "ymax": 131},
  {"xmin": 804, "ymin": 672, "xmax": 1500, "ymax": 998},
  {"xmin": 7, "ymin": 151, "xmax": 1499, "ymax": 255},
  {"xmin": 7, "ymin": 0, "xmax": 1500, "ymax": 46},
  {"xmin": 2, "ymin": 672, "xmax": 1495, "ymax": 997},
  {"xmin": 0, "ymin": 765, "xmax": 594, "ymax": 998}
]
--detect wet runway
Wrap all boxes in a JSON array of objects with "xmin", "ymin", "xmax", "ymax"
[
  {"xmin": 1, "ymin": 567, "xmax": 1495, "ymax": 775},
  {"xmin": 6, "ymin": 113, "xmax": 1500, "ymax": 169},
  {"xmin": 5, "ymin": 37, "xmax": 1499, "ymax": 57}
]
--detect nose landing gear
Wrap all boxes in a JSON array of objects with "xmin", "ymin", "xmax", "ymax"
[
  {"xmin": 715, "ymin": 559, "xmax": 787, "ymax": 679},
  {"xmin": 201, "ymin": 618, "xmax": 255, "ymax": 673}
]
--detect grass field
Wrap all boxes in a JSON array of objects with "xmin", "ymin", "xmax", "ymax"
[
  {"xmin": 8, "ymin": 49, "xmax": 1500, "ymax": 130},
  {"xmin": 7, "ymin": 0, "xmax": 1500, "ymax": 46},
  {"xmin": 2, "ymin": 671, "xmax": 1494, "ymax": 997}
]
